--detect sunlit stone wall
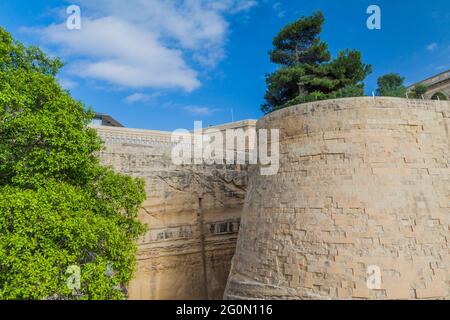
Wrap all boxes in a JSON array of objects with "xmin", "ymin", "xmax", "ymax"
[
  {"xmin": 95, "ymin": 120, "xmax": 256, "ymax": 299},
  {"xmin": 225, "ymin": 97, "xmax": 450, "ymax": 300}
]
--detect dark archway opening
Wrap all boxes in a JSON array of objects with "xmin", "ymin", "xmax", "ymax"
[{"xmin": 431, "ymin": 92, "xmax": 448, "ymax": 100}]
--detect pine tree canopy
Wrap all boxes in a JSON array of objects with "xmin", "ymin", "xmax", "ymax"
[{"xmin": 262, "ymin": 12, "xmax": 372, "ymax": 113}]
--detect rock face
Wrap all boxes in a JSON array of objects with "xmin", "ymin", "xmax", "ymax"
[
  {"xmin": 225, "ymin": 97, "xmax": 450, "ymax": 299},
  {"xmin": 96, "ymin": 120, "xmax": 256, "ymax": 299}
]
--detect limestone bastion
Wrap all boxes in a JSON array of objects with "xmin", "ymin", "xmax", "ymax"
[{"xmin": 224, "ymin": 97, "xmax": 450, "ymax": 300}]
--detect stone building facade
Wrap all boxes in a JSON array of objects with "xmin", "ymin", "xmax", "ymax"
[
  {"xmin": 94, "ymin": 120, "xmax": 256, "ymax": 299},
  {"xmin": 408, "ymin": 69, "xmax": 450, "ymax": 99},
  {"xmin": 224, "ymin": 97, "xmax": 450, "ymax": 299}
]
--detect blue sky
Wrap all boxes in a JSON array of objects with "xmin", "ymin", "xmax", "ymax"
[{"xmin": 0, "ymin": 0, "xmax": 449, "ymax": 131}]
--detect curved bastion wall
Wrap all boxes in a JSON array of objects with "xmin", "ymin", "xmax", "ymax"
[{"xmin": 224, "ymin": 97, "xmax": 450, "ymax": 299}]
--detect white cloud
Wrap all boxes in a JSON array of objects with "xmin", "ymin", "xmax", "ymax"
[
  {"xmin": 228, "ymin": 0, "xmax": 258, "ymax": 13},
  {"xmin": 272, "ymin": 2, "xmax": 285, "ymax": 18},
  {"xmin": 28, "ymin": 0, "xmax": 257, "ymax": 92},
  {"xmin": 58, "ymin": 77, "xmax": 78, "ymax": 90},
  {"xmin": 124, "ymin": 93, "xmax": 158, "ymax": 104},
  {"xmin": 184, "ymin": 105, "xmax": 218, "ymax": 116},
  {"xmin": 426, "ymin": 42, "xmax": 438, "ymax": 51},
  {"xmin": 35, "ymin": 17, "xmax": 200, "ymax": 91}
]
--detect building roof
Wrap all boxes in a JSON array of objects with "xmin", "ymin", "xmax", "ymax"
[
  {"xmin": 407, "ymin": 69, "xmax": 450, "ymax": 89},
  {"xmin": 93, "ymin": 113, "xmax": 124, "ymax": 127}
]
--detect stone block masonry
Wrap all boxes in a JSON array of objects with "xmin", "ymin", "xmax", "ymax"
[
  {"xmin": 224, "ymin": 97, "xmax": 450, "ymax": 300},
  {"xmin": 95, "ymin": 120, "xmax": 256, "ymax": 299}
]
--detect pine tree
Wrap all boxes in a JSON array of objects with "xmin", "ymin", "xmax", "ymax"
[{"xmin": 262, "ymin": 12, "xmax": 372, "ymax": 113}]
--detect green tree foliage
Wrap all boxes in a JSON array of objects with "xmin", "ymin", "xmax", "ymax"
[
  {"xmin": 262, "ymin": 12, "xmax": 372, "ymax": 113},
  {"xmin": 269, "ymin": 12, "xmax": 330, "ymax": 66},
  {"xmin": 0, "ymin": 28, "xmax": 146, "ymax": 299},
  {"xmin": 376, "ymin": 73, "xmax": 406, "ymax": 97},
  {"xmin": 410, "ymin": 84, "xmax": 428, "ymax": 99}
]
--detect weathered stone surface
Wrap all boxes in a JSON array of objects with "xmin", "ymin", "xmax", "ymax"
[
  {"xmin": 95, "ymin": 120, "xmax": 256, "ymax": 300},
  {"xmin": 224, "ymin": 97, "xmax": 450, "ymax": 300}
]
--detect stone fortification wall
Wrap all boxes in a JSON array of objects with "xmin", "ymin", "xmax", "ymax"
[
  {"xmin": 225, "ymin": 97, "xmax": 450, "ymax": 300},
  {"xmin": 95, "ymin": 120, "xmax": 256, "ymax": 299}
]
